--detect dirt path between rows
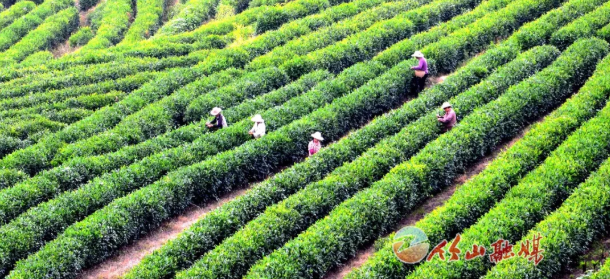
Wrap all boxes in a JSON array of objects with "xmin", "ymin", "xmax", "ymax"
[
  {"xmin": 76, "ymin": 188, "xmax": 249, "ymax": 279},
  {"xmin": 556, "ymin": 236, "xmax": 610, "ymax": 279},
  {"xmin": 323, "ymin": 119, "xmax": 531, "ymax": 279},
  {"xmin": 51, "ymin": 0, "xmax": 103, "ymax": 58},
  {"xmin": 75, "ymin": 74, "xmax": 445, "ymax": 279}
]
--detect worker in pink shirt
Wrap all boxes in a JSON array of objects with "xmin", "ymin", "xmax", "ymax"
[
  {"xmin": 437, "ymin": 102, "xmax": 457, "ymax": 132},
  {"xmin": 308, "ymin": 132, "xmax": 323, "ymax": 156},
  {"xmin": 411, "ymin": 51, "xmax": 429, "ymax": 94}
]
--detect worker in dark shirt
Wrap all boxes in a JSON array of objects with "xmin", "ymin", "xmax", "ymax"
[{"xmin": 206, "ymin": 107, "xmax": 227, "ymax": 131}]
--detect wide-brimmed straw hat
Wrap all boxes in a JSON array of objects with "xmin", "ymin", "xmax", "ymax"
[
  {"xmin": 411, "ymin": 51, "xmax": 425, "ymax": 58},
  {"xmin": 210, "ymin": 107, "xmax": 222, "ymax": 116},
  {"xmin": 251, "ymin": 114, "xmax": 264, "ymax": 122},
  {"xmin": 441, "ymin": 102, "xmax": 452, "ymax": 109},
  {"xmin": 311, "ymin": 132, "xmax": 324, "ymax": 141}
]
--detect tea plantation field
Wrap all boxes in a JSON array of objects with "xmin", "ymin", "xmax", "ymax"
[{"xmin": 0, "ymin": 0, "xmax": 609, "ymax": 277}]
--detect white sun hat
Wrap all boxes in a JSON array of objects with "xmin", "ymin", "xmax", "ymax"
[
  {"xmin": 411, "ymin": 51, "xmax": 425, "ymax": 58},
  {"xmin": 311, "ymin": 132, "xmax": 324, "ymax": 141},
  {"xmin": 441, "ymin": 102, "xmax": 452, "ymax": 109},
  {"xmin": 251, "ymin": 114, "xmax": 264, "ymax": 122},
  {"xmin": 210, "ymin": 107, "xmax": 222, "ymax": 116}
]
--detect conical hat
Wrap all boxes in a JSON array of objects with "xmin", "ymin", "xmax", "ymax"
[
  {"xmin": 311, "ymin": 132, "xmax": 324, "ymax": 141},
  {"xmin": 251, "ymin": 114, "xmax": 264, "ymax": 122},
  {"xmin": 210, "ymin": 107, "xmax": 222, "ymax": 115}
]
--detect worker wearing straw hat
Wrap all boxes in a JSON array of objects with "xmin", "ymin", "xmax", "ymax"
[
  {"xmin": 308, "ymin": 132, "xmax": 324, "ymax": 156},
  {"xmin": 437, "ymin": 102, "xmax": 457, "ymax": 132},
  {"xmin": 249, "ymin": 114, "xmax": 266, "ymax": 138},
  {"xmin": 411, "ymin": 51, "xmax": 429, "ymax": 94},
  {"xmin": 206, "ymin": 107, "xmax": 227, "ymax": 131}
]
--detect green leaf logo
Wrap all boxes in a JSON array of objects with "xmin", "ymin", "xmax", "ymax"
[{"xmin": 392, "ymin": 226, "xmax": 430, "ymax": 264}]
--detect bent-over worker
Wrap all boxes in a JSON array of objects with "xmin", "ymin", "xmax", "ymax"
[
  {"xmin": 249, "ymin": 114, "xmax": 266, "ymax": 138},
  {"xmin": 437, "ymin": 102, "xmax": 456, "ymax": 132},
  {"xmin": 206, "ymin": 107, "xmax": 227, "ymax": 130}
]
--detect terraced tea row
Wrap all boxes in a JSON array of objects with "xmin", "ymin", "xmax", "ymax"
[
  {"xmin": 1, "ymin": 0, "xmax": 610, "ymax": 277},
  {"xmin": 241, "ymin": 37, "xmax": 608, "ymax": 279},
  {"xmin": 0, "ymin": 0, "xmax": 571, "ymax": 275},
  {"xmin": 349, "ymin": 37, "xmax": 610, "ymax": 279}
]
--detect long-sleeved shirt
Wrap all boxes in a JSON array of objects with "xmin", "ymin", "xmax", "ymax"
[
  {"xmin": 438, "ymin": 109, "xmax": 457, "ymax": 129},
  {"xmin": 411, "ymin": 58, "xmax": 429, "ymax": 74},
  {"xmin": 210, "ymin": 114, "xmax": 227, "ymax": 128},
  {"xmin": 250, "ymin": 122, "xmax": 266, "ymax": 138},
  {"xmin": 308, "ymin": 140, "xmax": 321, "ymax": 156}
]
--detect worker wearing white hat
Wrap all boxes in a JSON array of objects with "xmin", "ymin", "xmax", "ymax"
[
  {"xmin": 411, "ymin": 51, "xmax": 429, "ymax": 94},
  {"xmin": 308, "ymin": 132, "xmax": 324, "ymax": 156},
  {"xmin": 206, "ymin": 107, "xmax": 227, "ymax": 130},
  {"xmin": 249, "ymin": 114, "xmax": 266, "ymax": 138},
  {"xmin": 437, "ymin": 102, "xmax": 457, "ymax": 132}
]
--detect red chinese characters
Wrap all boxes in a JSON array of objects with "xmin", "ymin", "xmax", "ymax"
[
  {"xmin": 465, "ymin": 244, "xmax": 486, "ymax": 260},
  {"xmin": 426, "ymin": 235, "xmax": 462, "ymax": 262},
  {"xmin": 447, "ymin": 234, "xmax": 462, "ymax": 261},
  {"xmin": 417, "ymin": 233, "xmax": 543, "ymax": 265},
  {"xmin": 489, "ymin": 239, "xmax": 515, "ymax": 264},
  {"xmin": 427, "ymin": 240, "xmax": 448, "ymax": 262}
]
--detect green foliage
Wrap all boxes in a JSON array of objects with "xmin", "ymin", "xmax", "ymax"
[
  {"xmin": 0, "ymin": 0, "xmax": 73, "ymax": 51},
  {"xmin": 243, "ymin": 38, "xmax": 606, "ymax": 279},
  {"xmin": 0, "ymin": 7, "xmax": 79, "ymax": 62},
  {"xmin": 0, "ymin": 65, "xmax": 202, "ymax": 175},
  {"xmin": 0, "ymin": 55, "xmax": 384, "ymax": 277},
  {"xmin": 87, "ymin": 0, "xmax": 106, "ymax": 30},
  {"xmin": 255, "ymin": 7, "xmax": 290, "ymax": 33},
  {"xmin": 157, "ymin": 0, "xmax": 220, "ymax": 35},
  {"xmin": 79, "ymin": 0, "xmax": 101, "ymax": 11},
  {"xmin": 215, "ymin": 0, "xmax": 253, "ymax": 19},
  {"xmin": 0, "ymin": 71, "xmax": 157, "ymax": 112},
  {"xmin": 0, "ymin": 71, "xmax": 330, "ymax": 277},
  {"xmin": 0, "ymin": 54, "xmax": 203, "ymax": 95},
  {"xmin": 598, "ymin": 22, "xmax": 610, "ymax": 42},
  {"xmin": 19, "ymin": 50, "xmax": 53, "ymax": 67},
  {"xmin": 0, "ymin": 0, "xmax": 339, "ymax": 95},
  {"xmin": 402, "ymin": 38, "xmax": 609, "ymax": 279},
  {"xmin": 4, "ymin": 0, "xmax": 536, "ymax": 276},
  {"xmin": 485, "ymin": 135, "xmax": 610, "ymax": 278},
  {"xmin": 248, "ymin": 0, "xmax": 290, "ymax": 8},
  {"xmin": 0, "ymin": 116, "xmax": 66, "ymax": 141},
  {"xmin": 167, "ymin": 0, "xmax": 328, "ymax": 43},
  {"xmin": 54, "ymin": 67, "xmax": 286, "ymax": 163},
  {"xmin": 478, "ymin": 52, "xmax": 610, "ymax": 279},
  {"xmin": 80, "ymin": 0, "xmax": 133, "ymax": 50},
  {"xmin": 1, "ymin": 0, "xmax": 610, "ymax": 278},
  {"xmin": 280, "ymin": 0, "xmax": 484, "ymax": 79},
  {"xmin": 421, "ymin": 0, "xmax": 563, "ymax": 73},
  {"xmin": 550, "ymin": 1, "xmax": 610, "ymax": 50},
  {"xmin": 68, "ymin": 27, "xmax": 94, "ymax": 47},
  {"xmin": 133, "ymin": 1, "xmax": 518, "ymax": 277},
  {"xmin": 183, "ymin": 45, "xmax": 559, "ymax": 279},
  {"xmin": 119, "ymin": 0, "xmax": 166, "ymax": 44},
  {"xmin": 247, "ymin": 0, "xmax": 429, "ymax": 71},
  {"xmin": 0, "ymin": 1, "xmax": 35, "ymax": 30},
  {"xmin": 0, "ymin": 169, "xmax": 27, "ymax": 190},
  {"xmin": 591, "ymin": 258, "xmax": 610, "ymax": 278},
  {"xmin": 351, "ymin": 39, "xmax": 610, "ymax": 279},
  {"xmin": 0, "ymin": 0, "xmax": 373, "ymax": 82},
  {"xmin": 0, "ymin": 0, "xmax": 404, "ymax": 176},
  {"xmin": 508, "ymin": 0, "xmax": 605, "ymax": 50}
]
